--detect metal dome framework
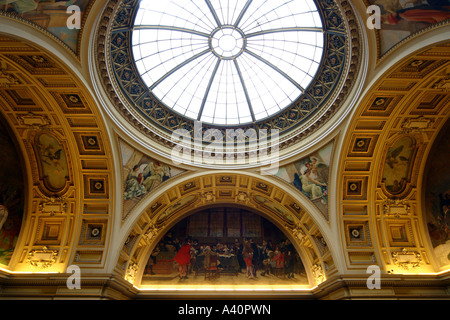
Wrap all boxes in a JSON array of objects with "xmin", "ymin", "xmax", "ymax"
[
  {"xmin": 106, "ymin": 0, "xmax": 357, "ymax": 147},
  {"xmin": 132, "ymin": 0, "xmax": 325, "ymax": 126}
]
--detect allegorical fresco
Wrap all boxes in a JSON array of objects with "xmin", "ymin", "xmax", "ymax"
[
  {"xmin": 368, "ymin": 0, "xmax": 450, "ymax": 55},
  {"xmin": 120, "ymin": 140, "xmax": 184, "ymax": 218},
  {"xmin": 424, "ymin": 119, "xmax": 450, "ymax": 268},
  {"xmin": 36, "ymin": 133, "xmax": 69, "ymax": 192},
  {"xmin": 275, "ymin": 142, "xmax": 333, "ymax": 219},
  {"xmin": 382, "ymin": 136, "xmax": 416, "ymax": 195},
  {"xmin": 0, "ymin": 118, "xmax": 24, "ymax": 265},
  {"xmin": 0, "ymin": 0, "xmax": 92, "ymax": 52}
]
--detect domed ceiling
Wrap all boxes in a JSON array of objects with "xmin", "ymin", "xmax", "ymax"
[
  {"xmin": 95, "ymin": 0, "xmax": 364, "ymax": 164},
  {"xmin": 131, "ymin": 0, "xmax": 325, "ymax": 126}
]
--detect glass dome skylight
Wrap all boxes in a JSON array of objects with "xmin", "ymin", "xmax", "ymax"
[{"xmin": 132, "ymin": 0, "xmax": 324, "ymax": 125}]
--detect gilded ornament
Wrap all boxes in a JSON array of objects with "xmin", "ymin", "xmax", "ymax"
[{"xmin": 27, "ymin": 246, "xmax": 58, "ymax": 269}]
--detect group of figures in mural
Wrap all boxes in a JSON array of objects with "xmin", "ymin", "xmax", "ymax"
[
  {"xmin": 424, "ymin": 120, "xmax": 450, "ymax": 267},
  {"xmin": 124, "ymin": 160, "xmax": 172, "ymax": 201},
  {"xmin": 291, "ymin": 157, "xmax": 329, "ymax": 203},
  {"xmin": 3, "ymin": 0, "xmax": 448, "ymax": 56},
  {"xmin": 0, "ymin": 0, "xmax": 448, "ymax": 274},
  {"xmin": 0, "ymin": 0, "xmax": 90, "ymax": 51},
  {"xmin": 369, "ymin": 0, "xmax": 450, "ymax": 54},
  {"xmin": 0, "ymin": 129, "xmax": 70, "ymax": 265},
  {"xmin": 121, "ymin": 141, "xmax": 333, "ymax": 220},
  {"xmin": 275, "ymin": 143, "xmax": 332, "ymax": 218},
  {"xmin": 145, "ymin": 234, "xmax": 305, "ymax": 282},
  {"xmin": 120, "ymin": 141, "xmax": 184, "ymax": 216},
  {"xmin": 0, "ymin": 121, "xmax": 24, "ymax": 265}
]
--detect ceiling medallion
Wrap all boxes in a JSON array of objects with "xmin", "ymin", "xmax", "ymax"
[{"xmin": 210, "ymin": 26, "xmax": 246, "ymax": 60}]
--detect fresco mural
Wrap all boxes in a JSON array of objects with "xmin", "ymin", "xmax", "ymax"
[
  {"xmin": 120, "ymin": 140, "xmax": 185, "ymax": 218},
  {"xmin": 274, "ymin": 142, "xmax": 333, "ymax": 219},
  {"xmin": 368, "ymin": 0, "xmax": 450, "ymax": 55},
  {"xmin": 36, "ymin": 133, "xmax": 69, "ymax": 192},
  {"xmin": 0, "ymin": 118, "xmax": 24, "ymax": 265},
  {"xmin": 424, "ymin": 119, "xmax": 450, "ymax": 268},
  {"xmin": 382, "ymin": 135, "xmax": 416, "ymax": 195},
  {"xmin": 0, "ymin": 0, "xmax": 92, "ymax": 52},
  {"xmin": 142, "ymin": 208, "xmax": 308, "ymax": 286}
]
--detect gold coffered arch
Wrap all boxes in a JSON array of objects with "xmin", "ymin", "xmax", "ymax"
[
  {"xmin": 338, "ymin": 40, "xmax": 450, "ymax": 275},
  {"xmin": 117, "ymin": 171, "xmax": 338, "ymax": 289},
  {"xmin": 0, "ymin": 30, "xmax": 115, "ymax": 273}
]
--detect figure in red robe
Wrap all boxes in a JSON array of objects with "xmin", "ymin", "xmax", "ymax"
[
  {"xmin": 386, "ymin": 4, "xmax": 450, "ymax": 24},
  {"xmin": 173, "ymin": 238, "xmax": 191, "ymax": 279}
]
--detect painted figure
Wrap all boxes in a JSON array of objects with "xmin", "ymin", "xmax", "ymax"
[
  {"xmin": 123, "ymin": 164, "xmax": 146, "ymax": 200},
  {"xmin": 173, "ymin": 238, "xmax": 192, "ymax": 280},
  {"xmin": 0, "ymin": 205, "xmax": 7, "ymax": 231},
  {"xmin": 242, "ymin": 240, "xmax": 255, "ymax": 279}
]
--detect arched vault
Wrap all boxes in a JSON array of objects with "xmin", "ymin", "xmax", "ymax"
[{"xmin": 117, "ymin": 171, "xmax": 339, "ymax": 288}]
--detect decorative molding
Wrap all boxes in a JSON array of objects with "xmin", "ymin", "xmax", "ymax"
[
  {"xmin": 118, "ymin": 173, "xmax": 334, "ymax": 283},
  {"xmin": 401, "ymin": 116, "xmax": 434, "ymax": 133},
  {"xmin": 17, "ymin": 112, "xmax": 51, "ymax": 130},
  {"xmin": 79, "ymin": 219, "xmax": 108, "ymax": 246},
  {"xmin": 339, "ymin": 41, "xmax": 450, "ymax": 272},
  {"xmin": 391, "ymin": 248, "xmax": 422, "ymax": 271},
  {"xmin": 0, "ymin": 65, "xmax": 20, "ymax": 87},
  {"xmin": 379, "ymin": 134, "xmax": 419, "ymax": 198},
  {"xmin": 382, "ymin": 199, "xmax": 411, "ymax": 218},
  {"xmin": 235, "ymin": 191, "xmax": 250, "ymax": 205},
  {"xmin": 30, "ymin": 131, "xmax": 72, "ymax": 197},
  {"xmin": 0, "ymin": 35, "xmax": 112, "ymax": 270},
  {"xmin": 38, "ymin": 196, "xmax": 67, "ymax": 216},
  {"xmin": 27, "ymin": 246, "xmax": 58, "ymax": 269},
  {"xmin": 311, "ymin": 264, "xmax": 325, "ymax": 285},
  {"xmin": 432, "ymin": 73, "xmax": 450, "ymax": 91},
  {"xmin": 125, "ymin": 262, "xmax": 139, "ymax": 284},
  {"xmin": 143, "ymin": 222, "xmax": 164, "ymax": 243},
  {"xmin": 290, "ymin": 223, "xmax": 307, "ymax": 245},
  {"xmin": 199, "ymin": 191, "xmax": 216, "ymax": 204},
  {"xmin": 344, "ymin": 220, "xmax": 372, "ymax": 248}
]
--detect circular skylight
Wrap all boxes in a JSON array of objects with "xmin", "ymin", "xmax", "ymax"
[{"xmin": 132, "ymin": 0, "xmax": 324, "ymax": 125}]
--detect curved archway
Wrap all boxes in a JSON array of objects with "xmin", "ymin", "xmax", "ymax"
[
  {"xmin": 0, "ymin": 25, "xmax": 115, "ymax": 274},
  {"xmin": 117, "ymin": 171, "xmax": 339, "ymax": 290},
  {"xmin": 337, "ymin": 39, "xmax": 450, "ymax": 275},
  {"xmin": 139, "ymin": 204, "xmax": 312, "ymax": 288}
]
